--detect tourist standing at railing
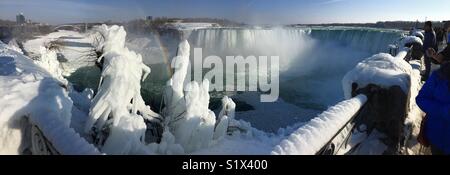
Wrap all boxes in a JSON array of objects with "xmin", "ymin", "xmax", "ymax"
[
  {"xmin": 422, "ymin": 21, "xmax": 438, "ymax": 81},
  {"xmin": 436, "ymin": 27, "xmax": 445, "ymax": 47},
  {"xmin": 427, "ymin": 21, "xmax": 450, "ymax": 64},
  {"xmin": 416, "ymin": 62, "xmax": 450, "ymax": 155}
]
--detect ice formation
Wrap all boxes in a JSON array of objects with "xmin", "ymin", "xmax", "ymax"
[
  {"xmin": 82, "ymin": 25, "xmax": 232, "ymax": 154},
  {"xmin": 215, "ymin": 96, "xmax": 236, "ymax": 139},
  {"xmin": 162, "ymin": 40, "xmax": 232, "ymax": 153},
  {"xmin": 271, "ymin": 95, "xmax": 367, "ymax": 155},
  {"xmin": 0, "ymin": 41, "xmax": 99, "ymax": 155},
  {"xmin": 33, "ymin": 46, "xmax": 67, "ymax": 84},
  {"xmin": 81, "ymin": 25, "xmax": 162, "ymax": 154}
]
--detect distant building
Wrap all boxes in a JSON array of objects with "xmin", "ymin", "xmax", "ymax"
[
  {"xmin": 146, "ymin": 16, "xmax": 153, "ymax": 21},
  {"xmin": 16, "ymin": 13, "xmax": 25, "ymax": 25}
]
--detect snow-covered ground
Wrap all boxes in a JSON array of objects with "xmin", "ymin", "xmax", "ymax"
[{"xmin": 167, "ymin": 22, "xmax": 219, "ymax": 30}]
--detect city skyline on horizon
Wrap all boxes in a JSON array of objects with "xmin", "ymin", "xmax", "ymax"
[{"xmin": 0, "ymin": 0, "xmax": 449, "ymax": 25}]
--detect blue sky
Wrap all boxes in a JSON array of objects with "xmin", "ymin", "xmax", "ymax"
[{"xmin": 0, "ymin": 0, "xmax": 449, "ymax": 24}]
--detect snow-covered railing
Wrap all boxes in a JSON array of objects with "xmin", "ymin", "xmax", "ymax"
[
  {"xmin": 30, "ymin": 115, "xmax": 101, "ymax": 155},
  {"xmin": 272, "ymin": 95, "xmax": 367, "ymax": 155}
]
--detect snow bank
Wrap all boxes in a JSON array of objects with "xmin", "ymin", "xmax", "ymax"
[
  {"xmin": 342, "ymin": 53, "xmax": 413, "ymax": 99},
  {"xmin": 1, "ymin": 41, "xmax": 99, "ymax": 155},
  {"xmin": 23, "ymin": 30, "xmax": 96, "ymax": 76},
  {"xmin": 403, "ymin": 59, "xmax": 423, "ymax": 155},
  {"xmin": 271, "ymin": 95, "xmax": 367, "ymax": 155},
  {"xmin": 168, "ymin": 22, "xmax": 218, "ymax": 30}
]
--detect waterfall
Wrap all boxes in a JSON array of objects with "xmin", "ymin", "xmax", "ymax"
[
  {"xmin": 187, "ymin": 27, "xmax": 404, "ymax": 73},
  {"xmin": 188, "ymin": 28, "xmax": 314, "ymax": 71},
  {"xmin": 189, "ymin": 27, "xmax": 405, "ymax": 54},
  {"xmin": 309, "ymin": 27, "xmax": 405, "ymax": 53}
]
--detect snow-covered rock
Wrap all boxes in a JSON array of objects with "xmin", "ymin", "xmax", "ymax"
[
  {"xmin": 401, "ymin": 36, "xmax": 423, "ymax": 46},
  {"xmin": 412, "ymin": 31, "xmax": 424, "ymax": 40},
  {"xmin": 23, "ymin": 30, "xmax": 97, "ymax": 76},
  {"xmin": 339, "ymin": 45, "xmax": 422, "ymax": 155},
  {"xmin": 342, "ymin": 53, "xmax": 413, "ymax": 99}
]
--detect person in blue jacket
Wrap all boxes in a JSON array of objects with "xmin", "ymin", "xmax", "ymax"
[{"xmin": 416, "ymin": 62, "xmax": 450, "ymax": 154}]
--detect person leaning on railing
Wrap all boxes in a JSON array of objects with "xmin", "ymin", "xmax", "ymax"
[
  {"xmin": 427, "ymin": 21, "xmax": 450, "ymax": 64},
  {"xmin": 422, "ymin": 21, "xmax": 438, "ymax": 81}
]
